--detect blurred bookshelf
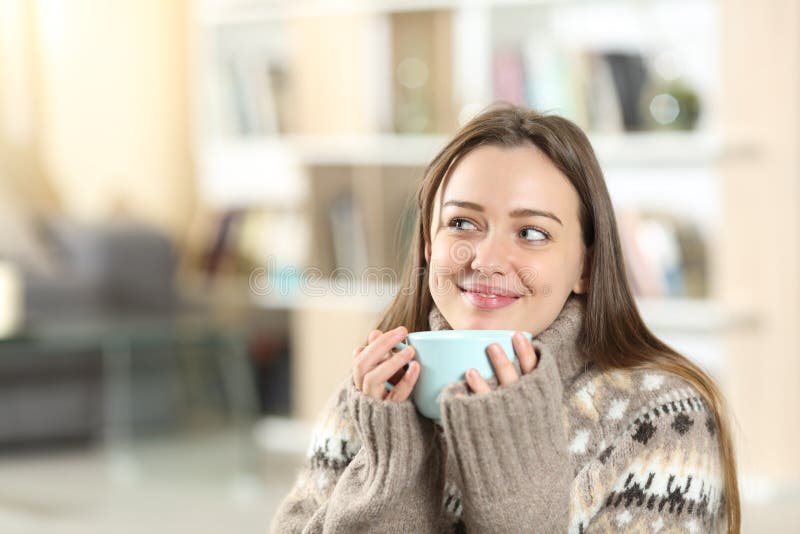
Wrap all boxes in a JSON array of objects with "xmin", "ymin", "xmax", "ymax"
[{"xmin": 188, "ymin": 0, "xmax": 760, "ymax": 416}]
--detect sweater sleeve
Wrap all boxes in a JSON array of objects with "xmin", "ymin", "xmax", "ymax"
[
  {"xmin": 570, "ymin": 380, "xmax": 727, "ymax": 533},
  {"xmin": 270, "ymin": 377, "xmax": 447, "ymax": 534},
  {"xmin": 438, "ymin": 341, "xmax": 572, "ymax": 533}
]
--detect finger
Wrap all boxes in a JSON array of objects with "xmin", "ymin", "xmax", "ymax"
[
  {"xmin": 354, "ymin": 330, "xmax": 388, "ymax": 366},
  {"xmin": 386, "ymin": 361, "xmax": 420, "ymax": 402},
  {"xmin": 513, "ymin": 332, "xmax": 537, "ymax": 374},
  {"xmin": 353, "ymin": 330, "xmax": 382, "ymax": 361},
  {"xmin": 363, "ymin": 345, "xmax": 415, "ymax": 398},
  {"xmin": 354, "ymin": 331, "xmax": 382, "ymax": 361},
  {"xmin": 353, "ymin": 326, "xmax": 407, "ymax": 389},
  {"xmin": 359, "ymin": 327, "xmax": 406, "ymax": 365},
  {"xmin": 367, "ymin": 329, "xmax": 382, "ymax": 344},
  {"xmin": 487, "ymin": 343, "xmax": 519, "ymax": 386},
  {"xmin": 352, "ymin": 330, "xmax": 382, "ymax": 388},
  {"xmin": 466, "ymin": 368, "xmax": 491, "ymax": 395}
]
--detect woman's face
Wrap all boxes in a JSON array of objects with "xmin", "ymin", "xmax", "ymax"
[{"xmin": 426, "ymin": 143, "xmax": 590, "ymax": 335}]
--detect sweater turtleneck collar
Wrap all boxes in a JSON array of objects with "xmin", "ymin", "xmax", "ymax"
[{"xmin": 427, "ymin": 292, "xmax": 590, "ymax": 387}]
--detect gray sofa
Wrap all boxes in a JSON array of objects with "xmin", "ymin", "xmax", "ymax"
[
  {"xmin": 0, "ymin": 218, "xmax": 184, "ymax": 447},
  {"xmin": 24, "ymin": 217, "xmax": 178, "ymax": 323}
]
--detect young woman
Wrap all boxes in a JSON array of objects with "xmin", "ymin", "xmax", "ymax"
[{"xmin": 271, "ymin": 105, "xmax": 739, "ymax": 533}]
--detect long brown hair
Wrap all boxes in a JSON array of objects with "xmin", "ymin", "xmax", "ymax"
[{"xmin": 375, "ymin": 105, "xmax": 740, "ymax": 532}]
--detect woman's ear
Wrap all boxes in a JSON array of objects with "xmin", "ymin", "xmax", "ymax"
[
  {"xmin": 572, "ymin": 246, "xmax": 592, "ymax": 294},
  {"xmin": 424, "ymin": 241, "xmax": 431, "ymax": 264}
]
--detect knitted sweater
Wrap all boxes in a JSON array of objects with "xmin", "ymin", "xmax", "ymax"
[{"xmin": 270, "ymin": 294, "xmax": 727, "ymax": 533}]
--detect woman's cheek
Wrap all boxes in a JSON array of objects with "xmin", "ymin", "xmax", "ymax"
[
  {"xmin": 430, "ymin": 238, "xmax": 458, "ymax": 268},
  {"xmin": 428, "ymin": 246, "xmax": 453, "ymax": 295},
  {"xmin": 517, "ymin": 257, "xmax": 546, "ymax": 289},
  {"xmin": 440, "ymin": 237, "xmax": 475, "ymax": 268}
]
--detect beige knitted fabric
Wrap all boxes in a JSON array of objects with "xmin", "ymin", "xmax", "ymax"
[{"xmin": 271, "ymin": 294, "xmax": 727, "ymax": 533}]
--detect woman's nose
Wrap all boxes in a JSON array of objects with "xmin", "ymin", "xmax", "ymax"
[{"xmin": 470, "ymin": 235, "xmax": 511, "ymax": 274}]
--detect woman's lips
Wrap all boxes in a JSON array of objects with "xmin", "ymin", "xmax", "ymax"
[{"xmin": 459, "ymin": 287, "xmax": 520, "ymax": 310}]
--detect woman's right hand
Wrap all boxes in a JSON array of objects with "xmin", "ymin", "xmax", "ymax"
[{"xmin": 352, "ymin": 326, "xmax": 420, "ymax": 402}]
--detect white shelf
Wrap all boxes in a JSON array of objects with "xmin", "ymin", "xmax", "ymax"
[
  {"xmin": 204, "ymin": 131, "xmax": 753, "ymax": 173},
  {"xmin": 590, "ymin": 131, "xmax": 755, "ymax": 168},
  {"xmin": 198, "ymin": 0, "xmax": 708, "ymax": 26},
  {"xmin": 244, "ymin": 134, "xmax": 448, "ymax": 167},
  {"xmin": 636, "ymin": 297, "xmax": 758, "ymax": 334}
]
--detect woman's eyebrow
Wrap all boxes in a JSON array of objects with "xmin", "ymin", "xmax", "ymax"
[{"xmin": 442, "ymin": 200, "xmax": 563, "ymax": 226}]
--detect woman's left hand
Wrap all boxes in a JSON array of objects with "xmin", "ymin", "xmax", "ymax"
[{"xmin": 466, "ymin": 331, "xmax": 539, "ymax": 394}]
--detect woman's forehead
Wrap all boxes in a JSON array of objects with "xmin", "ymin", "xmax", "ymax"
[{"xmin": 432, "ymin": 144, "xmax": 579, "ymax": 222}]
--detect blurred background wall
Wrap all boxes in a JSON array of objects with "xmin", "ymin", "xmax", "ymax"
[
  {"xmin": 1, "ymin": 0, "xmax": 194, "ymax": 236},
  {"xmin": 0, "ymin": 0, "xmax": 797, "ymax": 532}
]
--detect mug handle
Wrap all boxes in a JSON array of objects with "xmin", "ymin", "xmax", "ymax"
[{"xmin": 384, "ymin": 341, "xmax": 409, "ymax": 392}]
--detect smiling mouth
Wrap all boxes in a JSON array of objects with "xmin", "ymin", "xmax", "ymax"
[{"xmin": 458, "ymin": 286, "xmax": 521, "ymax": 310}]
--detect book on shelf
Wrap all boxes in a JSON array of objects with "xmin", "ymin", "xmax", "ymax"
[
  {"xmin": 203, "ymin": 209, "xmax": 241, "ymax": 281},
  {"xmin": 225, "ymin": 53, "xmax": 289, "ymax": 136},
  {"xmin": 492, "ymin": 48, "xmax": 526, "ymax": 106},
  {"xmin": 328, "ymin": 191, "xmax": 370, "ymax": 276},
  {"xmin": 214, "ymin": 25, "xmax": 290, "ymax": 137},
  {"xmin": 391, "ymin": 10, "xmax": 457, "ymax": 135},
  {"xmin": 603, "ymin": 52, "xmax": 649, "ymax": 131},
  {"xmin": 584, "ymin": 52, "xmax": 624, "ymax": 132},
  {"xmin": 201, "ymin": 208, "xmax": 309, "ymax": 284},
  {"xmin": 520, "ymin": 34, "xmax": 588, "ymax": 127},
  {"xmin": 617, "ymin": 209, "xmax": 708, "ymax": 299},
  {"xmin": 492, "ymin": 43, "xmax": 697, "ymax": 133}
]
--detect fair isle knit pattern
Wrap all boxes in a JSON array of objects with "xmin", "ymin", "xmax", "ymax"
[
  {"xmin": 565, "ymin": 370, "xmax": 724, "ymax": 533},
  {"xmin": 271, "ymin": 295, "xmax": 726, "ymax": 533}
]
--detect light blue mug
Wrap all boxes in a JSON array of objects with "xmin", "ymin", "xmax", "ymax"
[{"xmin": 391, "ymin": 330, "xmax": 533, "ymax": 420}]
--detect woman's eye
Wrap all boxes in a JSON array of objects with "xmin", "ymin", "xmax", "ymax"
[
  {"xmin": 449, "ymin": 218, "xmax": 477, "ymax": 231},
  {"xmin": 520, "ymin": 227, "xmax": 549, "ymax": 242}
]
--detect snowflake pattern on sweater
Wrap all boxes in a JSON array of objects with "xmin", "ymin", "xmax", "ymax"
[{"xmin": 565, "ymin": 368, "xmax": 725, "ymax": 533}]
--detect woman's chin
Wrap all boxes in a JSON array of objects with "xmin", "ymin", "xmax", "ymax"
[
  {"xmin": 456, "ymin": 313, "xmax": 511, "ymax": 331},
  {"xmin": 438, "ymin": 301, "xmax": 518, "ymax": 330}
]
